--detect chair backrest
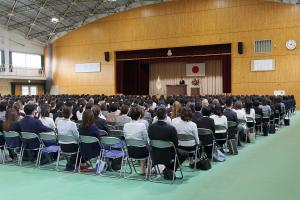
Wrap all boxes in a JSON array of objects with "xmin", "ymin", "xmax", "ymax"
[
  {"xmin": 197, "ymin": 128, "xmax": 213, "ymax": 136},
  {"xmin": 3, "ymin": 131, "xmax": 20, "ymax": 138},
  {"xmin": 238, "ymin": 119, "xmax": 247, "ymax": 124},
  {"xmin": 80, "ymin": 136, "xmax": 100, "ymax": 144},
  {"xmin": 246, "ymin": 117, "xmax": 254, "ymax": 122},
  {"xmin": 39, "ymin": 132, "xmax": 57, "ymax": 142},
  {"xmin": 99, "ymin": 130, "xmax": 108, "ymax": 136},
  {"xmin": 177, "ymin": 133, "xmax": 196, "ymax": 142},
  {"xmin": 100, "ymin": 136, "xmax": 122, "ymax": 145},
  {"xmin": 255, "ymin": 114, "xmax": 262, "ymax": 119},
  {"xmin": 114, "ymin": 125, "xmax": 124, "ymax": 131},
  {"xmin": 109, "ymin": 130, "xmax": 124, "ymax": 138},
  {"xmin": 214, "ymin": 125, "xmax": 227, "ymax": 133},
  {"xmin": 20, "ymin": 132, "xmax": 39, "ymax": 140},
  {"xmin": 150, "ymin": 140, "xmax": 174, "ymax": 149},
  {"xmin": 57, "ymin": 134, "xmax": 77, "ymax": 143},
  {"xmin": 107, "ymin": 124, "xmax": 116, "ymax": 130},
  {"xmin": 227, "ymin": 121, "xmax": 237, "ymax": 128},
  {"xmin": 126, "ymin": 138, "xmax": 147, "ymax": 148}
]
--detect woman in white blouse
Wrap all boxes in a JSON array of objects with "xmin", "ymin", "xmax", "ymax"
[
  {"xmin": 233, "ymin": 101, "xmax": 248, "ymax": 141},
  {"xmin": 210, "ymin": 106, "xmax": 228, "ymax": 131},
  {"xmin": 39, "ymin": 103, "xmax": 56, "ymax": 131},
  {"xmin": 123, "ymin": 107, "xmax": 148, "ymax": 175},
  {"xmin": 172, "ymin": 106, "xmax": 199, "ymax": 167}
]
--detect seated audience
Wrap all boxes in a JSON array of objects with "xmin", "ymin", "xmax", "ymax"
[
  {"xmin": 91, "ymin": 105, "xmax": 110, "ymax": 134},
  {"xmin": 116, "ymin": 104, "xmax": 131, "ymax": 126},
  {"xmin": 148, "ymin": 106, "xmax": 188, "ymax": 180},
  {"xmin": 39, "ymin": 103, "xmax": 56, "ymax": 131}
]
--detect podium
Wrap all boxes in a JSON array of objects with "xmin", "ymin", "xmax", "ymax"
[{"xmin": 166, "ymin": 85, "xmax": 187, "ymax": 96}]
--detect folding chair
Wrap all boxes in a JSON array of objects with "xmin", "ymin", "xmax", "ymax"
[
  {"xmin": 99, "ymin": 130, "xmax": 108, "ymax": 137},
  {"xmin": 56, "ymin": 134, "xmax": 80, "ymax": 172},
  {"xmin": 149, "ymin": 140, "xmax": 183, "ymax": 183},
  {"xmin": 197, "ymin": 128, "xmax": 215, "ymax": 161},
  {"xmin": 109, "ymin": 130, "xmax": 125, "ymax": 148},
  {"xmin": 100, "ymin": 136, "xmax": 126, "ymax": 177},
  {"xmin": 114, "ymin": 125, "xmax": 124, "ymax": 131},
  {"xmin": 37, "ymin": 132, "xmax": 60, "ymax": 168},
  {"xmin": 124, "ymin": 138, "xmax": 150, "ymax": 180},
  {"xmin": 246, "ymin": 117, "xmax": 255, "ymax": 133},
  {"xmin": 177, "ymin": 134, "xmax": 199, "ymax": 169},
  {"xmin": 20, "ymin": 132, "xmax": 42, "ymax": 166},
  {"xmin": 3, "ymin": 131, "xmax": 22, "ymax": 164},
  {"xmin": 214, "ymin": 124, "xmax": 228, "ymax": 148},
  {"xmin": 78, "ymin": 135, "xmax": 102, "ymax": 173},
  {"xmin": 0, "ymin": 131, "xmax": 5, "ymax": 164}
]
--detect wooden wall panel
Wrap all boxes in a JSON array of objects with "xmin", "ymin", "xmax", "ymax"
[{"xmin": 50, "ymin": 0, "xmax": 300, "ymax": 105}]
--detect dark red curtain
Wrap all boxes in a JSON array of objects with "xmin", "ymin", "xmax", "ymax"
[{"xmin": 222, "ymin": 55, "xmax": 231, "ymax": 93}]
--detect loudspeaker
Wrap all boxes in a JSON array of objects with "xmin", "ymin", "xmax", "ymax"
[
  {"xmin": 104, "ymin": 51, "xmax": 110, "ymax": 62},
  {"xmin": 238, "ymin": 42, "xmax": 243, "ymax": 54}
]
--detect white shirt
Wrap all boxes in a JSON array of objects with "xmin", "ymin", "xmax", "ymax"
[
  {"xmin": 233, "ymin": 109, "xmax": 247, "ymax": 121},
  {"xmin": 76, "ymin": 110, "xmax": 84, "ymax": 121},
  {"xmin": 138, "ymin": 119, "xmax": 149, "ymax": 130},
  {"xmin": 152, "ymin": 116, "xmax": 172, "ymax": 125},
  {"xmin": 243, "ymin": 108, "xmax": 255, "ymax": 121},
  {"xmin": 56, "ymin": 118, "xmax": 79, "ymax": 144},
  {"xmin": 39, "ymin": 117, "xmax": 56, "ymax": 131},
  {"xmin": 123, "ymin": 120, "xmax": 148, "ymax": 142},
  {"xmin": 172, "ymin": 118, "xmax": 199, "ymax": 147},
  {"xmin": 210, "ymin": 114, "xmax": 228, "ymax": 133},
  {"xmin": 171, "ymin": 117, "xmax": 181, "ymax": 124}
]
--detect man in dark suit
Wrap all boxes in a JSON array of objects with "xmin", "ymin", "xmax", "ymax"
[
  {"xmin": 18, "ymin": 103, "xmax": 52, "ymax": 162},
  {"xmin": 148, "ymin": 106, "xmax": 188, "ymax": 180},
  {"xmin": 223, "ymin": 98, "xmax": 238, "ymax": 123},
  {"xmin": 179, "ymin": 78, "xmax": 185, "ymax": 85},
  {"xmin": 192, "ymin": 101, "xmax": 203, "ymax": 123},
  {"xmin": 194, "ymin": 106, "xmax": 215, "ymax": 158}
]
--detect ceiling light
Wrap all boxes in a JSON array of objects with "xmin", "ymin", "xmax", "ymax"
[{"xmin": 51, "ymin": 17, "xmax": 59, "ymax": 23}]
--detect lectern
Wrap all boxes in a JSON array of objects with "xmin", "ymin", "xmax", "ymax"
[{"xmin": 166, "ymin": 85, "xmax": 187, "ymax": 96}]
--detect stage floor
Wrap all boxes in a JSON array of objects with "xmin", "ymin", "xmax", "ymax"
[{"xmin": 1, "ymin": 113, "xmax": 300, "ymax": 200}]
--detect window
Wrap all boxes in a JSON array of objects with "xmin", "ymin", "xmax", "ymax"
[
  {"xmin": 22, "ymin": 85, "xmax": 37, "ymax": 95},
  {"xmin": 254, "ymin": 40, "xmax": 272, "ymax": 53},
  {"xmin": 12, "ymin": 52, "xmax": 42, "ymax": 68}
]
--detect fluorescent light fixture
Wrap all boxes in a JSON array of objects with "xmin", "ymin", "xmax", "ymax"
[{"xmin": 51, "ymin": 17, "xmax": 59, "ymax": 23}]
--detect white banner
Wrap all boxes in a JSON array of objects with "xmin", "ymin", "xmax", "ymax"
[
  {"xmin": 186, "ymin": 63, "xmax": 205, "ymax": 76},
  {"xmin": 75, "ymin": 63, "xmax": 100, "ymax": 73}
]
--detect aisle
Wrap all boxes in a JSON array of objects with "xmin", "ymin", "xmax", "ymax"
[{"xmin": 0, "ymin": 113, "xmax": 299, "ymax": 200}]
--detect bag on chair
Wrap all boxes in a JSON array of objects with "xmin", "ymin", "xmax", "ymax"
[
  {"xmin": 227, "ymin": 139, "xmax": 238, "ymax": 155},
  {"xmin": 269, "ymin": 124, "xmax": 276, "ymax": 134}
]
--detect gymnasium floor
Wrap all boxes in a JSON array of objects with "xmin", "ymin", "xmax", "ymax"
[{"xmin": 1, "ymin": 113, "xmax": 300, "ymax": 200}]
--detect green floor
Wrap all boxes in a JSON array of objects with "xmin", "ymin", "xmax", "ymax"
[{"xmin": 1, "ymin": 113, "xmax": 300, "ymax": 200}]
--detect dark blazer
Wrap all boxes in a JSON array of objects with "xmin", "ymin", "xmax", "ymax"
[
  {"xmin": 195, "ymin": 116, "xmax": 215, "ymax": 134},
  {"xmin": 148, "ymin": 121, "xmax": 178, "ymax": 147},
  {"xmin": 18, "ymin": 116, "xmax": 51, "ymax": 149},
  {"xmin": 148, "ymin": 120, "xmax": 179, "ymax": 164},
  {"xmin": 78, "ymin": 124, "xmax": 101, "ymax": 160},
  {"xmin": 94, "ymin": 117, "xmax": 110, "ymax": 134},
  {"xmin": 223, "ymin": 108, "xmax": 238, "ymax": 123},
  {"xmin": 192, "ymin": 111, "xmax": 203, "ymax": 124},
  {"xmin": 179, "ymin": 80, "xmax": 185, "ymax": 85}
]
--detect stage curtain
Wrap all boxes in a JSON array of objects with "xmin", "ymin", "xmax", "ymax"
[{"xmin": 149, "ymin": 60, "xmax": 223, "ymax": 96}]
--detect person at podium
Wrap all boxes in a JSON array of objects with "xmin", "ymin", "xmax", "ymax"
[{"xmin": 179, "ymin": 77, "xmax": 185, "ymax": 85}]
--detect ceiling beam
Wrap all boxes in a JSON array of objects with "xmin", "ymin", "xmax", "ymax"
[
  {"xmin": 26, "ymin": 0, "xmax": 49, "ymax": 38},
  {"xmin": 6, "ymin": 0, "xmax": 18, "ymax": 26}
]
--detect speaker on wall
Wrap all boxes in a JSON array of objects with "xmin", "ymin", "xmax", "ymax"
[
  {"xmin": 238, "ymin": 42, "xmax": 243, "ymax": 54},
  {"xmin": 104, "ymin": 51, "xmax": 110, "ymax": 62}
]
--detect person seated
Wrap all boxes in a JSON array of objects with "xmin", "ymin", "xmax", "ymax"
[
  {"xmin": 243, "ymin": 100, "xmax": 255, "ymax": 120},
  {"xmin": 170, "ymin": 101, "xmax": 181, "ymax": 123},
  {"xmin": 233, "ymin": 101, "xmax": 248, "ymax": 144},
  {"xmin": 0, "ymin": 100, "xmax": 7, "ymax": 121},
  {"xmin": 18, "ymin": 104, "xmax": 52, "ymax": 162},
  {"xmin": 259, "ymin": 98, "xmax": 272, "ymax": 118},
  {"xmin": 211, "ymin": 106, "xmax": 228, "ymax": 149},
  {"xmin": 39, "ymin": 103, "xmax": 56, "ymax": 131},
  {"xmin": 192, "ymin": 101, "xmax": 203, "ymax": 124},
  {"xmin": 91, "ymin": 105, "xmax": 110, "ymax": 134},
  {"xmin": 2, "ymin": 108, "xmax": 21, "ymax": 159},
  {"xmin": 172, "ymin": 106, "xmax": 199, "ymax": 167},
  {"xmin": 123, "ymin": 107, "xmax": 148, "ymax": 175},
  {"xmin": 56, "ymin": 106, "xmax": 80, "ymax": 171},
  {"xmin": 76, "ymin": 100, "xmax": 86, "ymax": 121},
  {"xmin": 223, "ymin": 98, "xmax": 238, "ymax": 123},
  {"xmin": 116, "ymin": 104, "xmax": 131, "ymax": 126},
  {"xmin": 78, "ymin": 109, "xmax": 101, "ymax": 163},
  {"xmin": 106, "ymin": 102, "xmax": 119, "ymax": 123},
  {"xmin": 148, "ymin": 106, "xmax": 188, "ymax": 180}
]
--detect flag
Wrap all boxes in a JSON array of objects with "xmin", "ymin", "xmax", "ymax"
[
  {"xmin": 156, "ymin": 76, "xmax": 162, "ymax": 90},
  {"xmin": 186, "ymin": 63, "xmax": 205, "ymax": 76}
]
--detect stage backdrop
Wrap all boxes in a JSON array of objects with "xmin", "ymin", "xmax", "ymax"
[{"xmin": 149, "ymin": 60, "xmax": 222, "ymax": 96}]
